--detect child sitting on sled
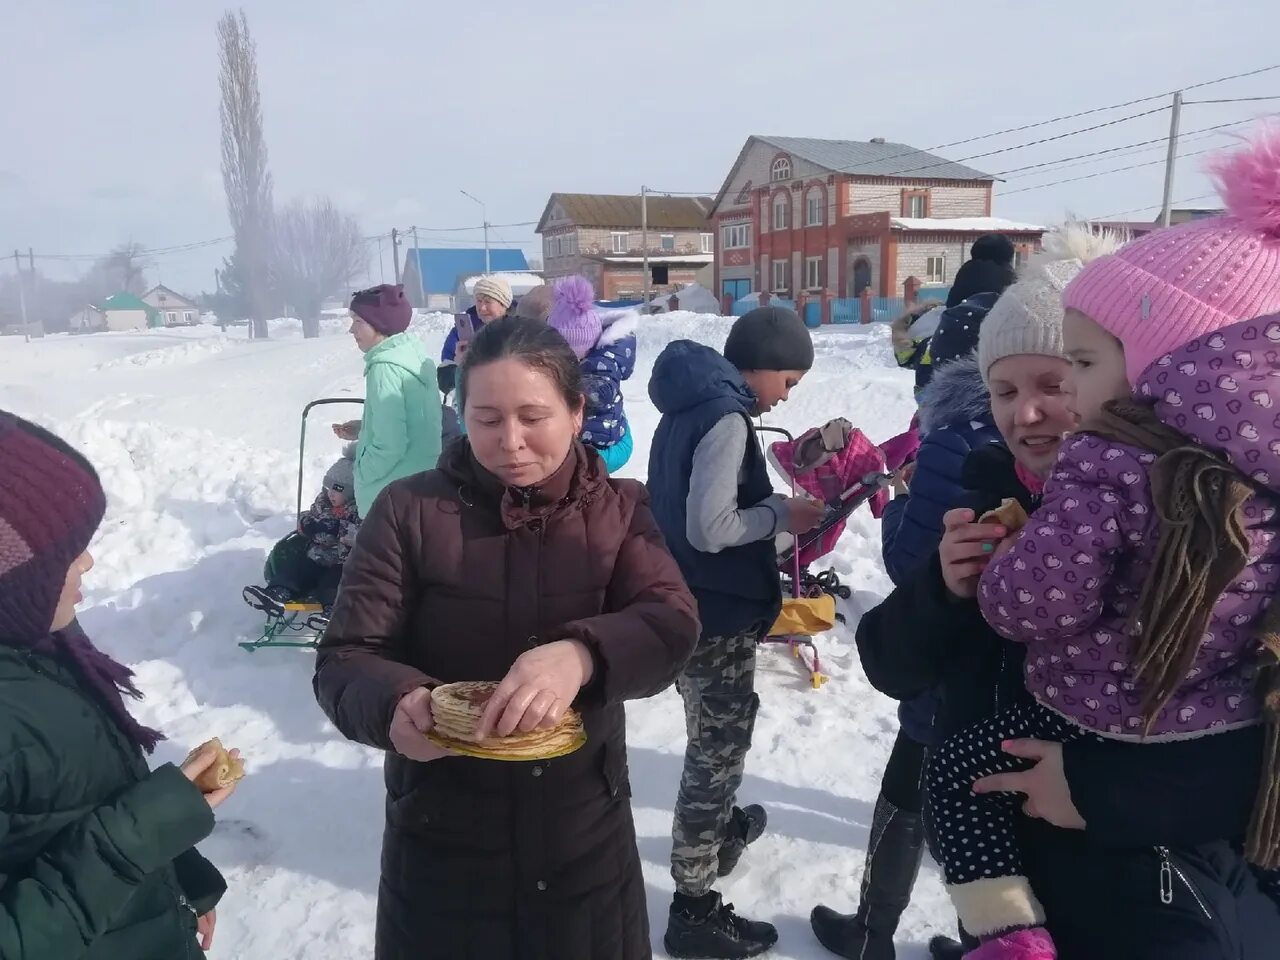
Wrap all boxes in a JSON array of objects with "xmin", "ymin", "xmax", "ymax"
[{"xmin": 243, "ymin": 449, "xmax": 361, "ymax": 616}]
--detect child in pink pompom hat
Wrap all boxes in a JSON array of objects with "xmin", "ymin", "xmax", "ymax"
[{"xmin": 926, "ymin": 127, "xmax": 1280, "ymax": 960}]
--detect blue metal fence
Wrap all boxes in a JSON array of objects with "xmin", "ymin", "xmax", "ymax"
[{"xmin": 731, "ymin": 296, "xmax": 796, "ymax": 317}]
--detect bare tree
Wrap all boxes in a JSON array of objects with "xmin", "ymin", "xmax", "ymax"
[
  {"xmin": 273, "ymin": 198, "xmax": 365, "ymax": 338},
  {"xmin": 218, "ymin": 8, "xmax": 274, "ymax": 339},
  {"xmin": 89, "ymin": 242, "xmax": 150, "ymax": 296}
]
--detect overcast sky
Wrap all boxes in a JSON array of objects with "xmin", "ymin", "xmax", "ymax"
[{"xmin": 2, "ymin": 0, "xmax": 1276, "ymax": 296}]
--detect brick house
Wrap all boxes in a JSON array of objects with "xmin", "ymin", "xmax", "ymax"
[
  {"xmin": 711, "ymin": 136, "xmax": 1045, "ymax": 316},
  {"xmin": 536, "ymin": 193, "xmax": 715, "ymax": 300}
]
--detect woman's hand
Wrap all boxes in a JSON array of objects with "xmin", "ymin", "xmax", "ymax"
[
  {"xmin": 389, "ymin": 688, "xmax": 456, "ymax": 762},
  {"xmin": 477, "ymin": 640, "xmax": 595, "ymax": 739},
  {"xmin": 197, "ymin": 910, "xmax": 216, "ymax": 951},
  {"xmin": 332, "ymin": 420, "xmax": 361, "ymax": 441},
  {"xmin": 939, "ymin": 508, "xmax": 1007, "ymax": 599},
  {"xmin": 973, "ymin": 739, "xmax": 1086, "ymax": 830},
  {"xmin": 181, "ymin": 745, "xmax": 241, "ymax": 810},
  {"xmin": 783, "ymin": 497, "xmax": 827, "ymax": 534}
]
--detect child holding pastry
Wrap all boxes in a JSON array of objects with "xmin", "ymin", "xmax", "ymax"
[{"xmin": 0, "ymin": 410, "xmax": 241, "ymax": 959}]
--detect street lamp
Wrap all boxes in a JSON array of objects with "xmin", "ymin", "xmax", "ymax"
[{"xmin": 460, "ymin": 189, "xmax": 491, "ymax": 274}]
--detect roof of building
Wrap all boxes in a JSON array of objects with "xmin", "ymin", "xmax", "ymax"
[
  {"xmin": 537, "ymin": 193, "xmax": 713, "ymax": 233},
  {"xmin": 713, "ymin": 135, "xmax": 994, "ymax": 212},
  {"xmin": 890, "ymin": 216, "xmax": 1045, "ymax": 234},
  {"xmin": 405, "ymin": 248, "xmax": 531, "ymax": 295},
  {"xmin": 584, "ymin": 253, "xmax": 715, "ymax": 265},
  {"xmin": 98, "ymin": 292, "xmax": 159, "ymax": 318},
  {"xmin": 143, "ymin": 284, "xmax": 198, "ymax": 308}
]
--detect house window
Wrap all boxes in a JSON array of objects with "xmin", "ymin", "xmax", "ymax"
[
  {"xmin": 805, "ymin": 256, "xmax": 823, "ymax": 290},
  {"xmin": 166, "ymin": 311, "xmax": 177, "ymax": 324},
  {"xmin": 183, "ymin": 311, "xmax": 194, "ymax": 323},
  {"xmin": 611, "ymin": 232, "xmax": 629, "ymax": 254},
  {"xmin": 722, "ymin": 223, "xmax": 750, "ymax": 249},
  {"xmin": 772, "ymin": 194, "xmax": 790, "ymax": 231},
  {"xmin": 1013, "ymin": 247, "xmax": 1026, "ymax": 269},
  {"xmin": 806, "ymin": 190, "xmax": 824, "ymax": 226},
  {"xmin": 771, "ymin": 259, "xmax": 789, "ymax": 292},
  {"xmin": 902, "ymin": 191, "xmax": 929, "ymax": 218},
  {"xmin": 926, "ymin": 255, "xmax": 947, "ymax": 283},
  {"xmin": 700, "ymin": 233, "xmax": 713, "ymax": 254},
  {"xmin": 660, "ymin": 234, "xmax": 675, "ymax": 252},
  {"xmin": 770, "ymin": 156, "xmax": 792, "ymax": 182}
]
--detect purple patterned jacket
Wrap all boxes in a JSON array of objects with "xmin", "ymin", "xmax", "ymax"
[{"xmin": 979, "ymin": 313, "xmax": 1280, "ymax": 740}]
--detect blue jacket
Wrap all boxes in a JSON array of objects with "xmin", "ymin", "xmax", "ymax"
[
  {"xmin": 881, "ymin": 355, "xmax": 1002, "ymax": 746},
  {"xmin": 881, "ymin": 355, "xmax": 1002, "ymax": 587},
  {"xmin": 580, "ymin": 308, "xmax": 638, "ymax": 451},
  {"xmin": 647, "ymin": 340, "xmax": 781, "ymax": 638}
]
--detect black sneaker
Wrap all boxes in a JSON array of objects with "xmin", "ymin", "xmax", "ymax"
[
  {"xmin": 242, "ymin": 584, "xmax": 292, "ymax": 616},
  {"xmin": 718, "ymin": 804, "xmax": 768, "ymax": 878},
  {"xmin": 664, "ymin": 893, "xmax": 778, "ymax": 959},
  {"xmin": 928, "ymin": 935, "xmax": 965, "ymax": 960}
]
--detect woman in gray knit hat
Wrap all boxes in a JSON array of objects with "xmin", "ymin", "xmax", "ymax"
[{"xmin": 815, "ymin": 223, "xmax": 1121, "ymax": 960}]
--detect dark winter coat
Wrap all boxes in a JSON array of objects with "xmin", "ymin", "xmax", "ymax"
[
  {"xmin": 580, "ymin": 308, "xmax": 638, "ymax": 451},
  {"xmin": 313, "ymin": 440, "xmax": 700, "ymax": 960},
  {"xmin": 881, "ymin": 355, "xmax": 1003, "ymax": 587},
  {"xmin": 298, "ymin": 490, "xmax": 360, "ymax": 566},
  {"xmin": 646, "ymin": 339, "xmax": 782, "ymax": 638},
  {"xmin": 0, "ymin": 640, "xmax": 222, "ymax": 960},
  {"xmin": 857, "ymin": 444, "xmax": 1280, "ymax": 959}
]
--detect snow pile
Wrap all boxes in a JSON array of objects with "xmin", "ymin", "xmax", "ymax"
[
  {"xmin": 0, "ymin": 312, "xmax": 950, "ymax": 959},
  {"xmin": 92, "ymin": 334, "xmax": 248, "ymax": 371}
]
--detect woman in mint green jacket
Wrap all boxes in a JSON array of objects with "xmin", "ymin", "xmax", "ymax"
[{"xmin": 335, "ymin": 285, "xmax": 442, "ymax": 517}]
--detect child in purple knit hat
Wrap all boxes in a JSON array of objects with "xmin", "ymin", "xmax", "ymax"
[
  {"xmin": 926, "ymin": 128, "xmax": 1280, "ymax": 960},
  {"xmin": 548, "ymin": 275, "xmax": 638, "ymax": 473}
]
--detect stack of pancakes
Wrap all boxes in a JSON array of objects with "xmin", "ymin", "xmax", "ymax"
[{"xmin": 430, "ymin": 681, "xmax": 585, "ymax": 759}]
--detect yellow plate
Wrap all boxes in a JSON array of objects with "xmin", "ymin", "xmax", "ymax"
[{"xmin": 425, "ymin": 730, "xmax": 587, "ymax": 762}]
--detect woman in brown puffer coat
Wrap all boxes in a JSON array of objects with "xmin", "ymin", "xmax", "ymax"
[{"xmin": 314, "ymin": 316, "xmax": 700, "ymax": 960}]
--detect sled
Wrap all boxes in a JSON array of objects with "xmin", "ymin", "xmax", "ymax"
[
  {"xmin": 757, "ymin": 425, "xmax": 897, "ymax": 689},
  {"xmin": 239, "ymin": 397, "xmax": 364, "ymax": 653}
]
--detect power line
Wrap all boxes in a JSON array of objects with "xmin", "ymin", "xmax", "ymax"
[
  {"xmin": 1183, "ymin": 96, "xmax": 1280, "ymax": 105},
  {"xmin": 992, "ymin": 117, "xmax": 1255, "ymax": 179},
  {"xmin": 1002, "ymin": 144, "xmax": 1224, "ymax": 196},
  {"xmin": 1091, "ymin": 193, "xmax": 1218, "ymax": 221},
  {"xmin": 824, "ymin": 62, "xmax": 1280, "ymax": 177},
  {"xmin": 1001, "ymin": 123, "xmax": 1238, "ymax": 180}
]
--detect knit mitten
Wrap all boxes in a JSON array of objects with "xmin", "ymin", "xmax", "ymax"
[{"xmin": 963, "ymin": 928, "xmax": 1056, "ymax": 960}]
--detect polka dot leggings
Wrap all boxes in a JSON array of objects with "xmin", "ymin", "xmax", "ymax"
[{"xmin": 926, "ymin": 701, "xmax": 1101, "ymax": 886}]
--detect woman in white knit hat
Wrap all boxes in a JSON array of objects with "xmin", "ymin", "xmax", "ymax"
[
  {"xmin": 816, "ymin": 223, "xmax": 1122, "ymax": 960},
  {"xmin": 438, "ymin": 275, "xmax": 515, "ymax": 397}
]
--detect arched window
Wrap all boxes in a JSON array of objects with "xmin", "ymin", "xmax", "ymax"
[
  {"xmin": 805, "ymin": 186, "xmax": 825, "ymax": 226},
  {"xmin": 772, "ymin": 193, "xmax": 790, "ymax": 231},
  {"xmin": 770, "ymin": 156, "xmax": 792, "ymax": 182}
]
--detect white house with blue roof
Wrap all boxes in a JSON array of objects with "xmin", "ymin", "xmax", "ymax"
[{"xmin": 402, "ymin": 247, "xmax": 532, "ymax": 310}]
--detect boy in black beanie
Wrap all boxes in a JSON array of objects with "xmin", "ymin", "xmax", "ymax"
[{"xmin": 648, "ymin": 306, "xmax": 825, "ymax": 958}]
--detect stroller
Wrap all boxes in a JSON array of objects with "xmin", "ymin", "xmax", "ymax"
[
  {"xmin": 240, "ymin": 397, "xmax": 364, "ymax": 653},
  {"xmin": 758, "ymin": 419, "xmax": 917, "ymax": 687}
]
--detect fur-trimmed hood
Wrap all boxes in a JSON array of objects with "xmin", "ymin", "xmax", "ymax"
[
  {"xmin": 596, "ymin": 308, "xmax": 639, "ymax": 348},
  {"xmin": 917, "ymin": 355, "xmax": 991, "ymax": 436}
]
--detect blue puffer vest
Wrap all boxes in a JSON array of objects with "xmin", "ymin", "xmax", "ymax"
[{"xmin": 646, "ymin": 340, "xmax": 782, "ymax": 638}]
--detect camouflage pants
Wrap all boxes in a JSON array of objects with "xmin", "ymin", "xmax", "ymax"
[{"xmin": 670, "ymin": 625, "xmax": 762, "ymax": 896}]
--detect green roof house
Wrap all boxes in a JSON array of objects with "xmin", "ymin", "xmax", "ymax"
[{"xmin": 98, "ymin": 292, "xmax": 161, "ymax": 331}]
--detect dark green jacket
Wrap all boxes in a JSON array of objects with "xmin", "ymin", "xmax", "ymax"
[{"xmin": 0, "ymin": 642, "xmax": 223, "ymax": 960}]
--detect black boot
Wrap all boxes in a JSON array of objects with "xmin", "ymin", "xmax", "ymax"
[
  {"xmin": 665, "ymin": 891, "xmax": 778, "ymax": 959},
  {"xmin": 809, "ymin": 795, "xmax": 925, "ymax": 960},
  {"xmin": 718, "ymin": 804, "xmax": 767, "ymax": 878},
  {"xmin": 928, "ymin": 935, "xmax": 965, "ymax": 959}
]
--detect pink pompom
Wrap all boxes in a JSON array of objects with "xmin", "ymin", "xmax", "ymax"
[{"xmin": 1210, "ymin": 124, "xmax": 1280, "ymax": 239}]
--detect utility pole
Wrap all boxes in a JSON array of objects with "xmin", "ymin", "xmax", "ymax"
[
  {"xmin": 391, "ymin": 228, "xmax": 402, "ymax": 284},
  {"xmin": 1159, "ymin": 90, "xmax": 1183, "ymax": 229},
  {"xmin": 13, "ymin": 250, "xmax": 29, "ymax": 343},
  {"xmin": 27, "ymin": 248, "xmax": 36, "ymax": 338},
  {"xmin": 412, "ymin": 226, "xmax": 426, "ymax": 308},
  {"xmin": 377, "ymin": 236, "xmax": 385, "ymax": 283},
  {"xmin": 461, "ymin": 190, "xmax": 490, "ymax": 274},
  {"xmin": 641, "ymin": 185, "xmax": 650, "ymax": 308}
]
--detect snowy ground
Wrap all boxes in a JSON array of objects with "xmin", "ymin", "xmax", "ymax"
[{"xmin": 0, "ymin": 313, "xmax": 952, "ymax": 958}]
